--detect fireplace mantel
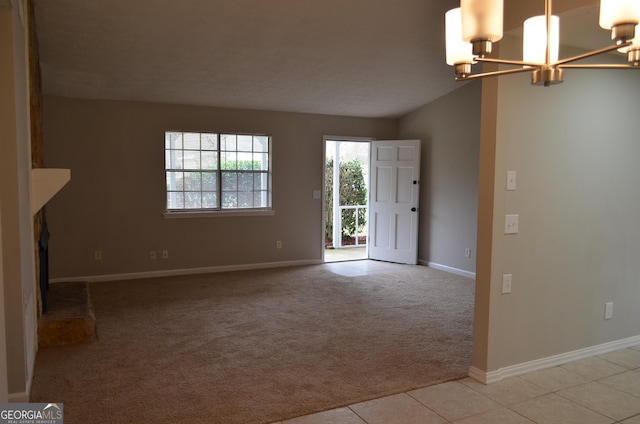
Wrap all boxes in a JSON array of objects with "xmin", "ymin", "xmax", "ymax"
[{"xmin": 30, "ymin": 168, "xmax": 70, "ymax": 216}]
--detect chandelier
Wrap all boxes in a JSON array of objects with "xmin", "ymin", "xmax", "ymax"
[{"xmin": 445, "ymin": 0, "xmax": 640, "ymax": 86}]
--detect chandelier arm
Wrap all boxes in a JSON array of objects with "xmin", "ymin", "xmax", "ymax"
[
  {"xmin": 553, "ymin": 42, "xmax": 632, "ymax": 66},
  {"xmin": 455, "ymin": 66, "xmax": 537, "ymax": 81},
  {"xmin": 476, "ymin": 57, "xmax": 542, "ymax": 67},
  {"xmin": 558, "ymin": 64, "xmax": 640, "ymax": 69}
]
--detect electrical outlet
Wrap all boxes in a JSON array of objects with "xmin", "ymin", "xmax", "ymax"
[
  {"xmin": 465, "ymin": 248, "xmax": 471, "ymax": 258},
  {"xmin": 150, "ymin": 251, "xmax": 157, "ymax": 260},
  {"xmin": 94, "ymin": 250, "xmax": 102, "ymax": 260},
  {"xmin": 162, "ymin": 250, "xmax": 169, "ymax": 259},
  {"xmin": 604, "ymin": 302, "xmax": 613, "ymax": 320},
  {"xmin": 276, "ymin": 240, "xmax": 282, "ymax": 249},
  {"xmin": 502, "ymin": 274, "xmax": 512, "ymax": 294}
]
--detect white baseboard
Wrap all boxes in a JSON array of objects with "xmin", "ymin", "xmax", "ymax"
[
  {"xmin": 50, "ymin": 259, "xmax": 322, "ymax": 283},
  {"xmin": 469, "ymin": 334, "xmax": 640, "ymax": 384},
  {"xmin": 421, "ymin": 260, "xmax": 476, "ymax": 280}
]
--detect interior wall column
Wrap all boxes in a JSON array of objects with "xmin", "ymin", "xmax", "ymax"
[
  {"xmin": 471, "ymin": 60, "xmax": 504, "ymax": 376},
  {"xmin": 0, "ymin": 0, "xmax": 37, "ymax": 399},
  {"xmin": 0, "ymin": 0, "xmax": 11, "ymax": 406},
  {"xmin": 0, "ymin": 199, "xmax": 7, "ymax": 402}
]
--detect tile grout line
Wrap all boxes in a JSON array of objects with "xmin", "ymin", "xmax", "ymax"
[
  {"xmin": 404, "ymin": 388, "xmax": 455, "ymax": 423},
  {"xmin": 346, "ymin": 405, "xmax": 368, "ymax": 424}
]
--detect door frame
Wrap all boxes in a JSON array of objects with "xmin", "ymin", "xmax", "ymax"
[{"xmin": 322, "ymin": 135, "xmax": 374, "ymax": 263}]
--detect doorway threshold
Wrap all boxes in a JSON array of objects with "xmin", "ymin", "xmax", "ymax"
[
  {"xmin": 324, "ymin": 258, "xmax": 402, "ymax": 277},
  {"xmin": 324, "ymin": 246, "xmax": 367, "ymax": 263}
]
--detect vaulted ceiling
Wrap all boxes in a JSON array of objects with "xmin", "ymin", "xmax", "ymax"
[{"xmin": 33, "ymin": 0, "xmax": 606, "ymax": 118}]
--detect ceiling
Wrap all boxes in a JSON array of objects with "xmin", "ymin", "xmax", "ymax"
[{"xmin": 33, "ymin": 0, "xmax": 609, "ymax": 119}]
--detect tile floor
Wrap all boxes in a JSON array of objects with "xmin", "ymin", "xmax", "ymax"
[{"xmin": 271, "ymin": 345, "xmax": 640, "ymax": 424}]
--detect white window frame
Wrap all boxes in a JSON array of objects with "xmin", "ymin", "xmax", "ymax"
[{"xmin": 163, "ymin": 131, "xmax": 273, "ymax": 218}]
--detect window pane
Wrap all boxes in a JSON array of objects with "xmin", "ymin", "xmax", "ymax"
[
  {"xmin": 253, "ymin": 152, "xmax": 268, "ymax": 171},
  {"xmin": 237, "ymin": 135, "xmax": 253, "ymax": 152},
  {"xmin": 184, "ymin": 132, "xmax": 200, "ymax": 150},
  {"xmin": 185, "ymin": 192, "xmax": 202, "ymax": 209},
  {"xmin": 166, "ymin": 149, "xmax": 183, "ymax": 170},
  {"xmin": 201, "ymin": 151, "xmax": 217, "ymax": 170},
  {"xmin": 253, "ymin": 173, "xmax": 267, "ymax": 190},
  {"xmin": 202, "ymin": 192, "xmax": 218, "ymax": 209},
  {"xmin": 202, "ymin": 133, "xmax": 217, "ymax": 150},
  {"xmin": 221, "ymin": 172, "xmax": 237, "ymax": 191},
  {"xmin": 238, "ymin": 191, "xmax": 253, "ymax": 208},
  {"xmin": 238, "ymin": 173, "xmax": 253, "ymax": 191},
  {"xmin": 222, "ymin": 192, "xmax": 237, "ymax": 208},
  {"xmin": 221, "ymin": 134, "xmax": 236, "ymax": 151},
  {"xmin": 254, "ymin": 191, "xmax": 267, "ymax": 208},
  {"xmin": 184, "ymin": 172, "xmax": 202, "ymax": 191},
  {"xmin": 202, "ymin": 172, "xmax": 217, "ymax": 191},
  {"xmin": 182, "ymin": 150, "xmax": 201, "ymax": 169},
  {"xmin": 166, "ymin": 172, "xmax": 184, "ymax": 191},
  {"xmin": 254, "ymin": 136, "xmax": 268, "ymax": 152},
  {"xmin": 165, "ymin": 132, "xmax": 182, "ymax": 149},
  {"xmin": 167, "ymin": 192, "xmax": 184, "ymax": 209},
  {"xmin": 237, "ymin": 152, "xmax": 253, "ymax": 170},
  {"xmin": 221, "ymin": 152, "xmax": 237, "ymax": 170}
]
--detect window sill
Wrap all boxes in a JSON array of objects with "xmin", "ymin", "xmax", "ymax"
[{"xmin": 163, "ymin": 209, "xmax": 275, "ymax": 219}]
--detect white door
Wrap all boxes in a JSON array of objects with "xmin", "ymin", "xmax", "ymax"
[{"xmin": 368, "ymin": 140, "xmax": 421, "ymax": 264}]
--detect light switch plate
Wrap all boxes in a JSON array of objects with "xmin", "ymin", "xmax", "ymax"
[
  {"xmin": 312, "ymin": 189, "xmax": 321, "ymax": 199},
  {"xmin": 506, "ymin": 171, "xmax": 517, "ymax": 191},
  {"xmin": 505, "ymin": 214, "xmax": 519, "ymax": 234},
  {"xmin": 502, "ymin": 274, "xmax": 512, "ymax": 294}
]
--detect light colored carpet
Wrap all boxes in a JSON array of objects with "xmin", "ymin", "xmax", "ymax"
[{"xmin": 30, "ymin": 263, "xmax": 474, "ymax": 424}]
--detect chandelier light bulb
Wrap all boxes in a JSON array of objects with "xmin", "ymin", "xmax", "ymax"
[
  {"xmin": 461, "ymin": 0, "xmax": 503, "ymax": 56},
  {"xmin": 523, "ymin": 15, "xmax": 560, "ymax": 64},
  {"xmin": 445, "ymin": 8, "xmax": 474, "ymax": 66},
  {"xmin": 600, "ymin": 0, "xmax": 640, "ymax": 41},
  {"xmin": 600, "ymin": 0, "xmax": 640, "ymax": 29}
]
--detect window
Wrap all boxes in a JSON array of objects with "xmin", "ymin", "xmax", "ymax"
[{"xmin": 165, "ymin": 131, "xmax": 271, "ymax": 213}]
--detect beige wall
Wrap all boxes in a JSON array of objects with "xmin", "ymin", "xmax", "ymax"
[
  {"xmin": 398, "ymin": 82, "xmax": 481, "ymax": 275},
  {"xmin": 43, "ymin": 97, "xmax": 396, "ymax": 279},
  {"xmin": 474, "ymin": 36, "xmax": 640, "ymax": 372}
]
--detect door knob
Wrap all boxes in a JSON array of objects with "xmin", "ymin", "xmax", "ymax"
[{"xmin": 411, "ymin": 207, "xmax": 417, "ymax": 212}]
